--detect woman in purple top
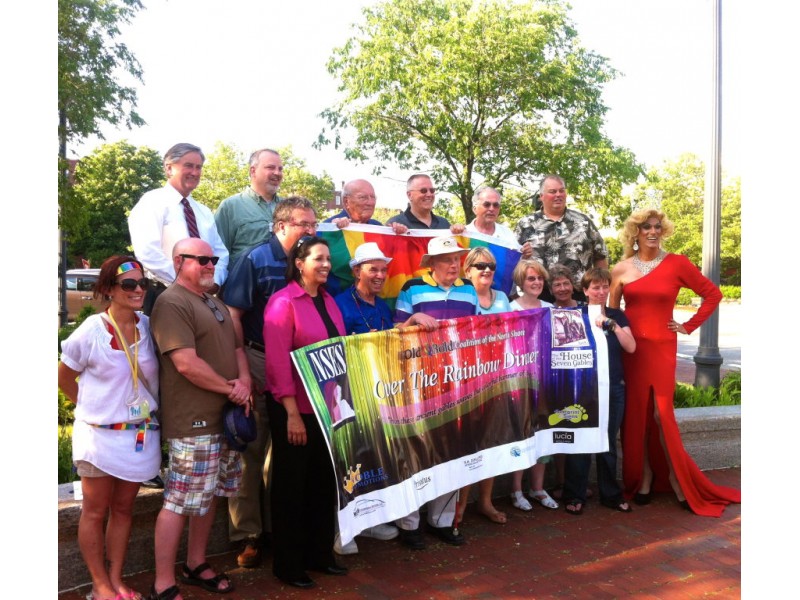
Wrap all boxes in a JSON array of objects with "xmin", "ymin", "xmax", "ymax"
[{"xmin": 263, "ymin": 236, "xmax": 347, "ymax": 589}]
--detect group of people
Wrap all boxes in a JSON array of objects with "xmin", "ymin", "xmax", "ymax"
[{"xmin": 58, "ymin": 143, "xmax": 740, "ymax": 600}]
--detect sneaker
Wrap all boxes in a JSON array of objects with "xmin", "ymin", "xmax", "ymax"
[
  {"xmin": 334, "ymin": 532, "xmax": 359, "ymax": 555},
  {"xmin": 511, "ymin": 490, "xmax": 532, "ymax": 511},
  {"xmin": 398, "ymin": 527, "xmax": 426, "ymax": 550},
  {"xmin": 529, "ymin": 489, "xmax": 559, "ymax": 509},
  {"xmin": 429, "ymin": 525, "xmax": 465, "ymax": 546},
  {"xmin": 360, "ymin": 523, "xmax": 399, "ymax": 540},
  {"xmin": 141, "ymin": 475, "xmax": 164, "ymax": 489},
  {"xmin": 237, "ymin": 537, "xmax": 262, "ymax": 568}
]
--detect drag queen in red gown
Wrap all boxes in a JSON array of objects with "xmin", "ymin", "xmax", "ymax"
[{"xmin": 610, "ymin": 209, "xmax": 740, "ymax": 517}]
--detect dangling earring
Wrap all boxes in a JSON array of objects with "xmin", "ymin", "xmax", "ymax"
[{"xmin": 633, "ymin": 240, "xmax": 639, "ymax": 252}]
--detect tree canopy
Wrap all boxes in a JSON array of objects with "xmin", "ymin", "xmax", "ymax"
[
  {"xmin": 58, "ymin": 0, "xmax": 145, "ymax": 150},
  {"xmin": 68, "ymin": 140, "xmax": 163, "ymax": 266},
  {"xmin": 318, "ymin": 0, "xmax": 641, "ymax": 221},
  {"xmin": 192, "ymin": 142, "xmax": 250, "ymax": 209},
  {"xmin": 627, "ymin": 153, "xmax": 741, "ymax": 284}
]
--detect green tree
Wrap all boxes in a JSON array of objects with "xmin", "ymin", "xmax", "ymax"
[
  {"xmin": 373, "ymin": 207, "xmax": 403, "ymax": 223},
  {"xmin": 280, "ymin": 148, "xmax": 336, "ymax": 217},
  {"xmin": 58, "ymin": 0, "xmax": 144, "ymax": 147},
  {"xmin": 192, "ymin": 142, "xmax": 249, "ymax": 210},
  {"xmin": 604, "ymin": 237, "xmax": 623, "ymax": 266},
  {"xmin": 318, "ymin": 0, "xmax": 641, "ymax": 222},
  {"xmin": 628, "ymin": 153, "xmax": 741, "ymax": 284},
  {"xmin": 69, "ymin": 141, "xmax": 163, "ymax": 265},
  {"xmin": 497, "ymin": 187, "xmax": 538, "ymax": 227},
  {"xmin": 432, "ymin": 196, "xmax": 466, "ymax": 226}
]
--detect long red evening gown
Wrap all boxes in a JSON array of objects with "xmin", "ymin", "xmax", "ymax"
[{"xmin": 621, "ymin": 253, "xmax": 740, "ymax": 517}]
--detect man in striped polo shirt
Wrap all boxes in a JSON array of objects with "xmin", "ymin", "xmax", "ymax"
[{"xmin": 393, "ymin": 236, "xmax": 478, "ymax": 549}]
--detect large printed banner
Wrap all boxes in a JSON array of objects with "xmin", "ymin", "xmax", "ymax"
[
  {"xmin": 317, "ymin": 223, "xmax": 522, "ymax": 306},
  {"xmin": 292, "ymin": 306, "xmax": 611, "ymax": 544}
]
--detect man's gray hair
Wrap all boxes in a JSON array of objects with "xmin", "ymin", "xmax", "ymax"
[
  {"xmin": 539, "ymin": 174, "xmax": 565, "ymax": 193},
  {"xmin": 163, "ymin": 143, "xmax": 204, "ymax": 170},
  {"xmin": 472, "ymin": 185, "xmax": 501, "ymax": 209},
  {"xmin": 406, "ymin": 173, "xmax": 432, "ymax": 190},
  {"xmin": 249, "ymin": 148, "xmax": 280, "ymax": 168}
]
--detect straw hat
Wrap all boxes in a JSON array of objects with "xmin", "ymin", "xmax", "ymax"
[{"xmin": 420, "ymin": 236, "xmax": 468, "ymax": 268}]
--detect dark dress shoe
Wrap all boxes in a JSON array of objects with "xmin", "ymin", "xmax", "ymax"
[
  {"xmin": 276, "ymin": 573, "xmax": 315, "ymax": 589},
  {"xmin": 679, "ymin": 499, "xmax": 692, "ymax": 512},
  {"xmin": 398, "ymin": 527, "xmax": 426, "ymax": 550},
  {"xmin": 309, "ymin": 564, "xmax": 348, "ymax": 576},
  {"xmin": 429, "ymin": 525, "xmax": 465, "ymax": 546},
  {"xmin": 633, "ymin": 491, "xmax": 652, "ymax": 505}
]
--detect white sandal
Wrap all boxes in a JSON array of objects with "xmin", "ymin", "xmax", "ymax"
[
  {"xmin": 511, "ymin": 490, "xmax": 532, "ymax": 511},
  {"xmin": 529, "ymin": 489, "xmax": 559, "ymax": 509}
]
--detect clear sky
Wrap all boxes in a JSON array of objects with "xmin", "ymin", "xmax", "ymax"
[{"xmin": 72, "ymin": 0, "xmax": 748, "ymax": 208}]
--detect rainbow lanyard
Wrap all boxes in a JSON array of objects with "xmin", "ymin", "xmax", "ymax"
[
  {"xmin": 94, "ymin": 419, "xmax": 160, "ymax": 452},
  {"xmin": 102, "ymin": 311, "xmax": 152, "ymax": 451},
  {"xmin": 105, "ymin": 310, "xmax": 140, "ymax": 402}
]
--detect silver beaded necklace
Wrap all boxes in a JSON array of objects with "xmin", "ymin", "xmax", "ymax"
[{"xmin": 633, "ymin": 249, "xmax": 666, "ymax": 275}]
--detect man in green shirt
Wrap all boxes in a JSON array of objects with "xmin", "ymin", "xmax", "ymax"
[{"xmin": 215, "ymin": 148, "xmax": 284, "ymax": 264}]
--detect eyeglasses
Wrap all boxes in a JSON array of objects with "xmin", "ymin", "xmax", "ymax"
[
  {"xmin": 471, "ymin": 262, "xmax": 496, "ymax": 271},
  {"xmin": 639, "ymin": 223, "xmax": 663, "ymax": 231},
  {"xmin": 481, "ymin": 202, "xmax": 500, "ymax": 209},
  {"xmin": 288, "ymin": 220, "xmax": 317, "ymax": 230},
  {"xmin": 352, "ymin": 194, "xmax": 377, "ymax": 201},
  {"xmin": 410, "ymin": 187, "xmax": 436, "ymax": 194},
  {"xmin": 203, "ymin": 296, "xmax": 225, "ymax": 322},
  {"xmin": 179, "ymin": 254, "xmax": 220, "ymax": 266},
  {"xmin": 115, "ymin": 278, "xmax": 150, "ymax": 292}
]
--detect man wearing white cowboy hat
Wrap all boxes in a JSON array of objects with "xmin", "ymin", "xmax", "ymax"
[
  {"xmin": 336, "ymin": 242, "xmax": 436, "ymax": 336},
  {"xmin": 329, "ymin": 242, "xmax": 436, "ymax": 556},
  {"xmin": 394, "ymin": 236, "xmax": 478, "ymax": 323},
  {"xmin": 392, "ymin": 236, "xmax": 480, "ymax": 549}
]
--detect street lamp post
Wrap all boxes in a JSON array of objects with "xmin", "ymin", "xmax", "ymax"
[{"xmin": 694, "ymin": 0, "xmax": 724, "ymax": 388}]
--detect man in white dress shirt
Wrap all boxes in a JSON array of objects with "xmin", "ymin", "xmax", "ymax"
[{"xmin": 128, "ymin": 143, "xmax": 229, "ymax": 314}]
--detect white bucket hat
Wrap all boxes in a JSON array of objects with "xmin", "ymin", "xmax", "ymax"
[
  {"xmin": 349, "ymin": 242, "xmax": 393, "ymax": 269},
  {"xmin": 420, "ymin": 236, "xmax": 468, "ymax": 268}
]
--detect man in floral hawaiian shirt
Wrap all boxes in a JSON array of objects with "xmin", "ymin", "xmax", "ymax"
[{"xmin": 515, "ymin": 174, "xmax": 607, "ymax": 302}]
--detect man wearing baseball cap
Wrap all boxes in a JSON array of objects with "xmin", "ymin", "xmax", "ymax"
[{"xmin": 392, "ymin": 236, "xmax": 479, "ymax": 549}]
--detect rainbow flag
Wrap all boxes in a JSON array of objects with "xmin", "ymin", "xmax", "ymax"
[{"xmin": 317, "ymin": 223, "xmax": 522, "ymax": 308}]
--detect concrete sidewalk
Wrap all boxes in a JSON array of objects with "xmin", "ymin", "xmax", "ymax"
[{"xmin": 58, "ymin": 468, "xmax": 740, "ymax": 599}]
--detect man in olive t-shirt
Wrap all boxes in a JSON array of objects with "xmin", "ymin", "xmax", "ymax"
[{"xmin": 149, "ymin": 237, "xmax": 251, "ymax": 597}]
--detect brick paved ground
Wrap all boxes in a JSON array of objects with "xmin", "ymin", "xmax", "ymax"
[{"xmin": 59, "ymin": 468, "xmax": 740, "ymax": 600}]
